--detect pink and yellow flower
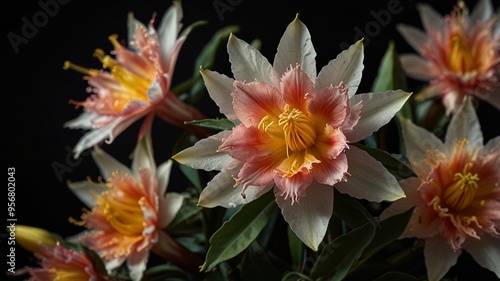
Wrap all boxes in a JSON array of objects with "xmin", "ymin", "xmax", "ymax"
[
  {"xmin": 18, "ymin": 242, "xmax": 107, "ymax": 281},
  {"xmin": 380, "ymin": 98, "xmax": 500, "ymax": 280},
  {"xmin": 173, "ymin": 15, "xmax": 411, "ymax": 250},
  {"xmin": 64, "ymin": 0, "xmax": 207, "ymax": 158},
  {"xmin": 68, "ymin": 118, "xmax": 201, "ymax": 280},
  {"xmin": 397, "ymin": 0, "xmax": 500, "ymax": 114}
]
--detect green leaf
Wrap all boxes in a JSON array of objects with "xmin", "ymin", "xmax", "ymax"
[
  {"xmin": 333, "ymin": 189, "xmax": 380, "ymax": 229},
  {"xmin": 241, "ymin": 241, "xmax": 290, "ymax": 281},
  {"xmin": 309, "ymin": 223, "xmax": 376, "ymax": 281},
  {"xmin": 352, "ymin": 143, "xmax": 415, "ymax": 180},
  {"xmin": 371, "ymin": 41, "xmax": 408, "ymax": 94},
  {"xmin": 374, "ymin": 271, "xmax": 421, "ymax": 281},
  {"xmin": 200, "ymin": 190, "xmax": 277, "ymax": 272},
  {"xmin": 80, "ymin": 244, "xmax": 109, "ymax": 279},
  {"xmin": 165, "ymin": 199, "xmax": 204, "ymax": 236},
  {"xmin": 287, "ymin": 225, "xmax": 305, "ymax": 267},
  {"xmin": 142, "ymin": 264, "xmax": 190, "ymax": 281},
  {"xmin": 371, "ymin": 41, "xmax": 413, "ymax": 154},
  {"xmin": 361, "ymin": 208, "xmax": 413, "ymax": 257},
  {"xmin": 185, "ymin": 118, "xmax": 235, "ymax": 131},
  {"xmin": 177, "ymin": 25, "xmax": 240, "ymax": 105}
]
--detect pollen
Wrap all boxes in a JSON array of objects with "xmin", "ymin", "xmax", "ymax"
[
  {"xmin": 443, "ymin": 162, "xmax": 479, "ymax": 211},
  {"xmin": 278, "ymin": 105, "xmax": 317, "ymax": 156}
]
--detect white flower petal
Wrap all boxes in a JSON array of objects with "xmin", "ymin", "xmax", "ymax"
[
  {"xmin": 416, "ymin": 3, "xmax": 445, "ymax": 35},
  {"xmin": 399, "ymin": 54, "xmax": 438, "ymax": 81},
  {"xmin": 274, "ymin": 15, "xmax": 317, "ymax": 82},
  {"xmin": 147, "ymin": 80, "xmax": 164, "ymax": 102},
  {"xmin": 127, "ymin": 248, "xmax": 150, "ymax": 281},
  {"xmin": 172, "ymin": 130, "xmax": 233, "ymax": 171},
  {"xmin": 335, "ymin": 146, "xmax": 405, "ymax": 202},
  {"xmin": 379, "ymin": 177, "xmax": 421, "ymax": 221},
  {"xmin": 401, "ymin": 117, "xmax": 445, "ymax": 176},
  {"xmin": 464, "ymin": 235, "xmax": 500, "ymax": 279},
  {"xmin": 156, "ymin": 160, "xmax": 173, "ymax": 196},
  {"xmin": 470, "ymin": 0, "xmax": 494, "ymax": 23},
  {"xmin": 132, "ymin": 132, "xmax": 156, "ymax": 177},
  {"xmin": 445, "ymin": 98, "xmax": 483, "ymax": 152},
  {"xmin": 198, "ymin": 162, "xmax": 273, "ymax": 208},
  {"xmin": 276, "ymin": 182, "xmax": 333, "ymax": 251},
  {"xmin": 424, "ymin": 237, "xmax": 461, "ymax": 281},
  {"xmin": 67, "ymin": 180, "xmax": 107, "ymax": 208},
  {"xmin": 316, "ymin": 39, "xmax": 364, "ymax": 98},
  {"xmin": 127, "ymin": 13, "xmax": 148, "ymax": 52},
  {"xmin": 63, "ymin": 111, "xmax": 100, "ymax": 129},
  {"xmin": 345, "ymin": 90, "xmax": 412, "ymax": 143},
  {"xmin": 200, "ymin": 68, "xmax": 239, "ymax": 123},
  {"xmin": 159, "ymin": 192, "xmax": 184, "ymax": 228},
  {"xmin": 158, "ymin": 0, "xmax": 182, "ymax": 69},
  {"xmin": 228, "ymin": 34, "xmax": 276, "ymax": 85},
  {"xmin": 396, "ymin": 24, "xmax": 430, "ymax": 55},
  {"xmin": 92, "ymin": 146, "xmax": 132, "ymax": 180},
  {"xmin": 68, "ymin": 115, "xmax": 140, "ymax": 159},
  {"xmin": 484, "ymin": 136, "xmax": 500, "ymax": 153}
]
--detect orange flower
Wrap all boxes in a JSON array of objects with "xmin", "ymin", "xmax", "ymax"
[
  {"xmin": 380, "ymin": 98, "xmax": 500, "ymax": 280},
  {"xmin": 174, "ymin": 15, "xmax": 411, "ymax": 251},
  {"xmin": 397, "ymin": 0, "xmax": 500, "ymax": 114},
  {"xmin": 64, "ymin": 0, "xmax": 206, "ymax": 158},
  {"xmin": 17, "ymin": 242, "xmax": 107, "ymax": 281},
  {"xmin": 68, "ymin": 119, "xmax": 198, "ymax": 280}
]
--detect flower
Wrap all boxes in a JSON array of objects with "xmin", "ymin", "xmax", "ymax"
[
  {"xmin": 380, "ymin": 97, "xmax": 500, "ymax": 281},
  {"xmin": 68, "ymin": 116, "xmax": 200, "ymax": 280},
  {"xmin": 63, "ymin": 0, "xmax": 207, "ymax": 158},
  {"xmin": 397, "ymin": 0, "xmax": 500, "ymax": 115},
  {"xmin": 17, "ymin": 242, "xmax": 107, "ymax": 281},
  {"xmin": 173, "ymin": 15, "xmax": 411, "ymax": 251}
]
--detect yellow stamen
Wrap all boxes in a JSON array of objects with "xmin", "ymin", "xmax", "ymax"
[
  {"xmin": 448, "ymin": 34, "xmax": 474, "ymax": 74},
  {"xmin": 63, "ymin": 61, "xmax": 99, "ymax": 76},
  {"xmin": 278, "ymin": 105, "xmax": 316, "ymax": 156},
  {"xmin": 443, "ymin": 162, "xmax": 479, "ymax": 211},
  {"xmin": 51, "ymin": 268, "xmax": 90, "ymax": 281}
]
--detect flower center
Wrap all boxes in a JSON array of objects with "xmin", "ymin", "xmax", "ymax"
[
  {"xmin": 443, "ymin": 162, "xmax": 479, "ymax": 211},
  {"xmin": 63, "ymin": 34, "xmax": 152, "ymax": 112},
  {"xmin": 448, "ymin": 34, "xmax": 475, "ymax": 74},
  {"xmin": 51, "ymin": 268, "xmax": 90, "ymax": 281},
  {"xmin": 95, "ymin": 174, "xmax": 146, "ymax": 237},
  {"xmin": 277, "ymin": 105, "xmax": 316, "ymax": 155}
]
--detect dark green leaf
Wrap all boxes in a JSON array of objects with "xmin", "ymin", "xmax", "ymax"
[
  {"xmin": 165, "ymin": 199, "xmax": 204, "ymax": 236},
  {"xmin": 362, "ymin": 208, "xmax": 413, "ymax": 256},
  {"xmin": 334, "ymin": 189, "xmax": 380, "ymax": 229},
  {"xmin": 241, "ymin": 241, "xmax": 290, "ymax": 281},
  {"xmin": 185, "ymin": 118, "xmax": 235, "ymax": 131},
  {"xmin": 309, "ymin": 223, "xmax": 376, "ymax": 281},
  {"xmin": 352, "ymin": 143, "xmax": 416, "ymax": 180},
  {"xmin": 287, "ymin": 225, "xmax": 305, "ymax": 267},
  {"xmin": 142, "ymin": 264, "xmax": 190, "ymax": 281},
  {"xmin": 200, "ymin": 190, "xmax": 277, "ymax": 272},
  {"xmin": 371, "ymin": 41, "xmax": 408, "ymax": 94},
  {"xmin": 374, "ymin": 271, "xmax": 421, "ymax": 281},
  {"xmin": 80, "ymin": 244, "xmax": 109, "ymax": 279},
  {"xmin": 177, "ymin": 25, "xmax": 240, "ymax": 105}
]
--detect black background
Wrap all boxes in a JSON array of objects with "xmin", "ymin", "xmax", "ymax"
[{"xmin": 4, "ymin": 0, "xmax": 500, "ymax": 280}]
